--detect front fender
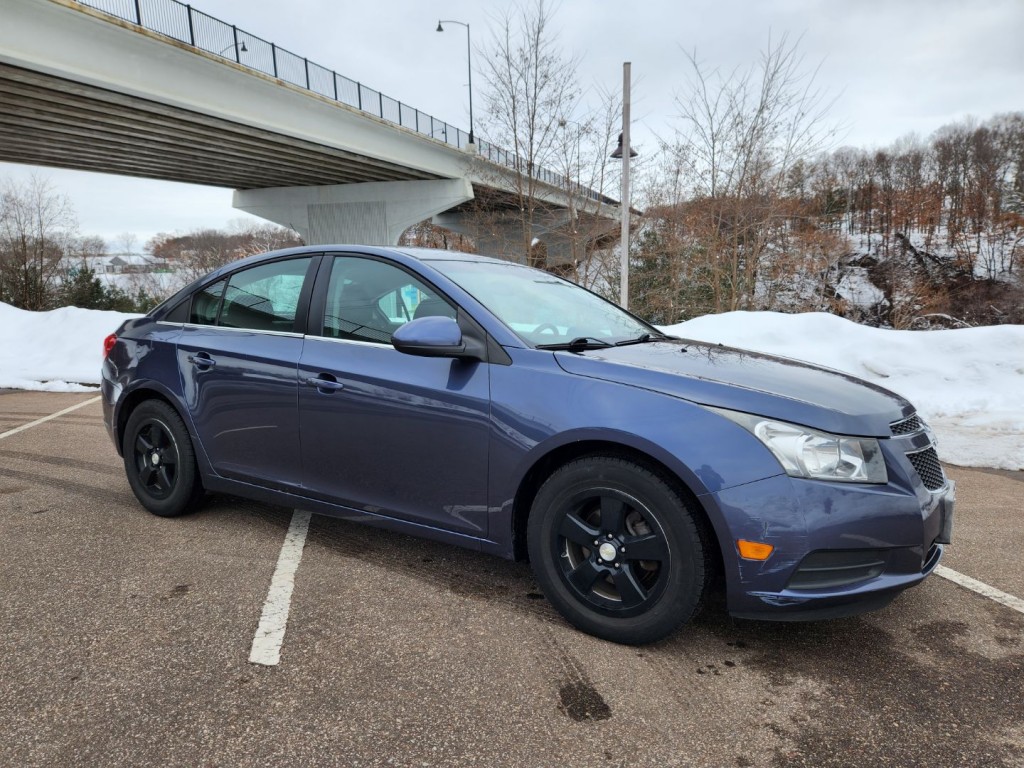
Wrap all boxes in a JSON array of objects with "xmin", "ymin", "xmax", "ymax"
[{"xmin": 486, "ymin": 348, "xmax": 787, "ymax": 556}]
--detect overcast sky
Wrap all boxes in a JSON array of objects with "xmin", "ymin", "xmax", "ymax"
[{"xmin": 2, "ymin": 0, "xmax": 1021, "ymax": 248}]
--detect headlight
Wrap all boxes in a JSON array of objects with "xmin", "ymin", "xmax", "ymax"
[{"xmin": 710, "ymin": 408, "xmax": 888, "ymax": 484}]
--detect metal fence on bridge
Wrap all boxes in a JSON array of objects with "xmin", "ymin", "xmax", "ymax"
[{"xmin": 74, "ymin": 0, "xmax": 610, "ymax": 204}]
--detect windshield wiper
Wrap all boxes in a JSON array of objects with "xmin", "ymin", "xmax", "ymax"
[
  {"xmin": 613, "ymin": 332, "xmax": 674, "ymax": 347},
  {"xmin": 536, "ymin": 336, "xmax": 613, "ymax": 351}
]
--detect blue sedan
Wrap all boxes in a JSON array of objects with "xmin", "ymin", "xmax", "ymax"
[{"xmin": 101, "ymin": 245, "xmax": 954, "ymax": 644}]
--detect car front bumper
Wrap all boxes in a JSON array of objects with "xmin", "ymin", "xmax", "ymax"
[{"xmin": 710, "ymin": 472, "xmax": 955, "ymax": 621}]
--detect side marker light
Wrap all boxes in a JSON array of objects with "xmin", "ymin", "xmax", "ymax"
[{"xmin": 737, "ymin": 540, "xmax": 774, "ymax": 561}]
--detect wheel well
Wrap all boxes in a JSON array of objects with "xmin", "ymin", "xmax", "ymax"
[
  {"xmin": 511, "ymin": 441, "xmax": 724, "ymax": 586},
  {"xmin": 116, "ymin": 389, "xmax": 178, "ymax": 455}
]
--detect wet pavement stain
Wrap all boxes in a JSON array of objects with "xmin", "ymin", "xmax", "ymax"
[
  {"xmin": 986, "ymin": 603, "xmax": 1024, "ymax": 634},
  {"xmin": 909, "ymin": 619, "xmax": 971, "ymax": 653},
  {"xmin": 558, "ymin": 681, "xmax": 612, "ymax": 722},
  {"xmin": 725, "ymin": 617, "xmax": 1024, "ymax": 767}
]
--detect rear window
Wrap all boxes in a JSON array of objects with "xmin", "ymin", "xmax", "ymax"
[
  {"xmin": 183, "ymin": 258, "xmax": 313, "ymax": 331},
  {"xmin": 219, "ymin": 258, "xmax": 312, "ymax": 332},
  {"xmin": 189, "ymin": 279, "xmax": 226, "ymax": 325}
]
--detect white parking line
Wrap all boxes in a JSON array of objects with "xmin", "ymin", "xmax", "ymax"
[
  {"xmin": 0, "ymin": 396, "xmax": 101, "ymax": 440},
  {"xmin": 249, "ymin": 510, "xmax": 312, "ymax": 666},
  {"xmin": 935, "ymin": 565, "xmax": 1024, "ymax": 616}
]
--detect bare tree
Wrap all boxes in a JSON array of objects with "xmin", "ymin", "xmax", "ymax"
[
  {"xmin": 475, "ymin": 0, "xmax": 584, "ymax": 262},
  {"xmin": 639, "ymin": 34, "xmax": 840, "ymax": 317},
  {"xmin": 147, "ymin": 222, "xmax": 301, "ymax": 284},
  {"xmin": 0, "ymin": 174, "xmax": 79, "ymax": 310},
  {"xmin": 551, "ymin": 86, "xmax": 624, "ymax": 292},
  {"xmin": 398, "ymin": 220, "xmax": 475, "ymax": 251},
  {"xmin": 115, "ymin": 231, "xmax": 139, "ymax": 255}
]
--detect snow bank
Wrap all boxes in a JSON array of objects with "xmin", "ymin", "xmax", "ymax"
[
  {"xmin": 663, "ymin": 312, "xmax": 1024, "ymax": 471},
  {"xmin": 0, "ymin": 303, "xmax": 139, "ymax": 391}
]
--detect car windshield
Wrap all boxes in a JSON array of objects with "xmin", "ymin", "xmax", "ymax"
[{"xmin": 431, "ymin": 259, "xmax": 657, "ymax": 347}]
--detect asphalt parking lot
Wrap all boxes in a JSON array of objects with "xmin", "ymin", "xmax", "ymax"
[{"xmin": 1, "ymin": 390, "xmax": 1022, "ymax": 767}]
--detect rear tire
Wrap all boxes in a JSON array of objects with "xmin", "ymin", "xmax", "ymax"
[
  {"xmin": 123, "ymin": 400, "xmax": 204, "ymax": 517},
  {"xmin": 527, "ymin": 456, "xmax": 707, "ymax": 644}
]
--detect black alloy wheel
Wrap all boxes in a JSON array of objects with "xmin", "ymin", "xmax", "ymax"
[
  {"xmin": 555, "ymin": 487, "xmax": 671, "ymax": 617},
  {"xmin": 123, "ymin": 400, "xmax": 203, "ymax": 517},
  {"xmin": 528, "ymin": 456, "xmax": 708, "ymax": 644},
  {"xmin": 132, "ymin": 418, "xmax": 178, "ymax": 499}
]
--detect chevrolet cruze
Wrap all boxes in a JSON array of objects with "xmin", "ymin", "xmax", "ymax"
[{"xmin": 101, "ymin": 245, "xmax": 954, "ymax": 644}]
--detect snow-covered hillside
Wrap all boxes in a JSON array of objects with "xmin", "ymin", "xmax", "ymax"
[{"xmin": 0, "ymin": 302, "xmax": 1020, "ymax": 470}]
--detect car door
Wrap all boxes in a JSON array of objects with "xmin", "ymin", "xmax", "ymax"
[
  {"xmin": 297, "ymin": 253, "xmax": 491, "ymax": 536},
  {"xmin": 178, "ymin": 255, "xmax": 317, "ymax": 491}
]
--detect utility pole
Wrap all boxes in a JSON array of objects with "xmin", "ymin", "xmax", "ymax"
[{"xmin": 619, "ymin": 62, "xmax": 631, "ymax": 310}]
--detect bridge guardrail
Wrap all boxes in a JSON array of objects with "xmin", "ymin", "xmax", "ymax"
[{"xmin": 73, "ymin": 0, "xmax": 612, "ymax": 204}]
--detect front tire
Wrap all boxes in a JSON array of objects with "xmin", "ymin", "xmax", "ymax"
[
  {"xmin": 123, "ymin": 400, "xmax": 204, "ymax": 517},
  {"xmin": 527, "ymin": 456, "xmax": 708, "ymax": 644}
]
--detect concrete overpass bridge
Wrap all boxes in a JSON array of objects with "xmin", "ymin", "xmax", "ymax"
[{"xmin": 0, "ymin": 0, "xmax": 619, "ymax": 263}]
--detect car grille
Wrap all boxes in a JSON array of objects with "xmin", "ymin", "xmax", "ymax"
[
  {"xmin": 891, "ymin": 414, "xmax": 923, "ymax": 435},
  {"xmin": 907, "ymin": 447, "xmax": 945, "ymax": 491}
]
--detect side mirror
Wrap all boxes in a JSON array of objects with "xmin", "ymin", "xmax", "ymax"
[{"xmin": 392, "ymin": 316, "xmax": 468, "ymax": 358}]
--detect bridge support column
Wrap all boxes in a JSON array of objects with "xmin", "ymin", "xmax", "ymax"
[
  {"xmin": 433, "ymin": 211, "xmax": 531, "ymax": 264},
  {"xmin": 233, "ymin": 178, "xmax": 474, "ymax": 245},
  {"xmin": 435, "ymin": 209, "xmax": 605, "ymax": 269}
]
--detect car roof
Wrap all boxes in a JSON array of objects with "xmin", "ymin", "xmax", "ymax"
[
  {"xmin": 225, "ymin": 245, "xmax": 516, "ymax": 270},
  {"xmin": 391, "ymin": 247, "xmax": 511, "ymax": 265}
]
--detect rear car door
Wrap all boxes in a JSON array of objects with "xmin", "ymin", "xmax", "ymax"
[
  {"xmin": 297, "ymin": 253, "xmax": 491, "ymax": 536},
  {"xmin": 178, "ymin": 255, "xmax": 317, "ymax": 491}
]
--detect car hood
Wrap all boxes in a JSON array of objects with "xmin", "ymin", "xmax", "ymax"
[{"xmin": 553, "ymin": 340, "xmax": 913, "ymax": 437}]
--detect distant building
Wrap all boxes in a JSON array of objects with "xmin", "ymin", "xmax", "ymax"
[{"xmin": 61, "ymin": 253, "xmax": 171, "ymax": 275}]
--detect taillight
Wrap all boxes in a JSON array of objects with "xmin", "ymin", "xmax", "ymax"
[{"xmin": 103, "ymin": 333, "xmax": 117, "ymax": 359}]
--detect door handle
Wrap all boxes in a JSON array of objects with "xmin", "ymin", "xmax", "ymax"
[
  {"xmin": 187, "ymin": 353, "xmax": 216, "ymax": 368},
  {"xmin": 306, "ymin": 375, "xmax": 344, "ymax": 393}
]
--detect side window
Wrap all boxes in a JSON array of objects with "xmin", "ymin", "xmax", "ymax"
[
  {"xmin": 323, "ymin": 256, "xmax": 455, "ymax": 344},
  {"xmin": 164, "ymin": 297, "xmax": 190, "ymax": 323},
  {"xmin": 219, "ymin": 258, "xmax": 313, "ymax": 332},
  {"xmin": 189, "ymin": 279, "xmax": 226, "ymax": 325}
]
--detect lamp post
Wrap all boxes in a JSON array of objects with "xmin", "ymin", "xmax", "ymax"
[
  {"xmin": 436, "ymin": 20, "xmax": 475, "ymax": 147},
  {"xmin": 611, "ymin": 62, "xmax": 636, "ymax": 309}
]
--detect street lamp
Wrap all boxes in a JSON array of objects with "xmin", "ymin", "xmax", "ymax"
[
  {"xmin": 217, "ymin": 40, "xmax": 248, "ymax": 57},
  {"xmin": 610, "ymin": 132, "xmax": 638, "ymax": 160},
  {"xmin": 436, "ymin": 20, "xmax": 475, "ymax": 146}
]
